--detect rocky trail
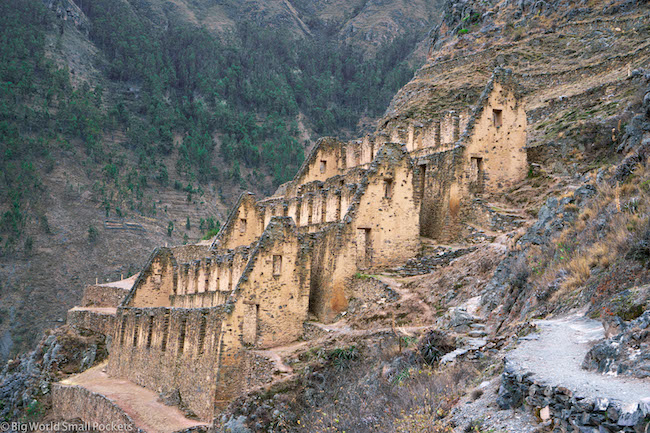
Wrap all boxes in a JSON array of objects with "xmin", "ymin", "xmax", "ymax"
[{"xmin": 507, "ymin": 310, "xmax": 650, "ymax": 405}]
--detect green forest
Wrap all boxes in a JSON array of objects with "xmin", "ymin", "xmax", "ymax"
[{"xmin": 0, "ymin": 0, "xmax": 424, "ymax": 249}]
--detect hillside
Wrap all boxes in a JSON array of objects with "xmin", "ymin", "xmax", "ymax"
[
  {"xmin": 1, "ymin": 0, "xmax": 649, "ymax": 431},
  {"xmin": 0, "ymin": 0, "xmax": 441, "ymax": 358}
]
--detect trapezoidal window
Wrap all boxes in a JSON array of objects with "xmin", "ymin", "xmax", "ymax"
[
  {"xmin": 239, "ymin": 218, "xmax": 247, "ymax": 233},
  {"xmin": 492, "ymin": 109, "xmax": 503, "ymax": 128},
  {"xmin": 383, "ymin": 179, "xmax": 394, "ymax": 199},
  {"xmin": 320, "ymin": 160, "xmax": 327, "ymax": 174},
  {"xmin": 273, "ymin": 255, "xmax": 282, "ymax": 276}
]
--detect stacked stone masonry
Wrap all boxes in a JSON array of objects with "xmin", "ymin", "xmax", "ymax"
[
  {"xmin": 499, "ymin": 367, "xmax": 650, "ymax": 433},
  {"xmin": 57, "ymin": 68, "xmax": 529, "ymax": 424}
]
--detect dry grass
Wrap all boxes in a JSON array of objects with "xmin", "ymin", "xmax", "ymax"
[
  {"xmin": 291, "ymin": 335, "xmax": 482, "ymax": 433},
  {"xmin": 532, "ymin": 162, "xmax": 650, "ymax": 304}
]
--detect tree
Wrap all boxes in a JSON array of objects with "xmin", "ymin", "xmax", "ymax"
[{"xmin": 88, "ymin": 225, "xmax": 99, "ymax": 242}]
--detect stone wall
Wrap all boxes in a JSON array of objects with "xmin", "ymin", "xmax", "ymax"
[
  {"xmin": 227, "ymin": 217, "xmax": 311, "ymax": 349},
  {"xmin": 108, "ymin": 307, "xmax": 226, "ymax": 420},
  {"xmin": 67, "ymin": 308, "xmax": 115, "ymax": 336},
  {"xmin": 81, "ymin": 285, "xmax": 129, "ymax": 308},
  {"xmin": 52, "ymin": 384, "xmax": 139, "ymax": 432},
  {"xmin": 84, "ymin": 69, "xmax": 530, "ymax": 419},
  {"xmin": 417, "ymin": 147, "xmax": 465, "ymax": 240},
  {"xmin": 498, "ymin": 365, "xmax": 649, "ymax": 433},
  {"xmin": 307, "ymin": 143, "xmax": 421, "ymax": 321},
  {"xmin": 126, "ymin": 249, "xmax": 177, "ymax": 308},
  {"xmin": 463, "ymin": 79, "xmax": 528, "ymax": 193},
  {"xmin": 211, "ymin": 193, "xmax": 263, "ymax": 252},
  {"xmin": 170, "ymin": 248, "xmax": 249, "ymax": 306}
]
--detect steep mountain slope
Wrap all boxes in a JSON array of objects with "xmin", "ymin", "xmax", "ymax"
[
  {"xmin": 0, "ymin": 0, "xmax": 442, "ymax": 359},
  {"xmin": 122, "ymin": 0, "xmax": 442, "ymax": 53},
  {"xmin": 2, "ymin": 0, "xmax": 649, "ymax": 430}
]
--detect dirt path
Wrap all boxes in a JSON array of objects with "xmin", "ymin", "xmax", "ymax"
[
  {"xmin": 374, "ymin": 274, "xmax": 436, "ymax": 318},
  {"xmin": 60, "ymin": 363, "xmax": 208, "ymax": 433},
  {"xmin": 507, "ymin": 310, "xmax": 650, "ymax": 406}
]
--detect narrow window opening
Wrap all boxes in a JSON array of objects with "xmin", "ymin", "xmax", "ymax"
[
  {"xmin": 308, "ymin": 197, "xmax": 313, "ymax": 225},
  {"xmin": 357, "ymin": 228, "xmax": 372, "ymax": 269},
  {"xmin": 132, "ymin": 318, "xmax": 139, "ymax": 347},
  {"xmin": 273, "ymin": 255, "xmax": 282, "ymax": 276},
  {"xmin": 471, "ymin": 157, "xmax": 484, "ymax": 179},
  {"xmin": 493, "ymin": 109, "xmax": 503, "ymax": 128},
  {"xmin": 383, "ymin": 179, "xmax": 394, "ymax": 199},
  {"xmin": 178, "ymin": 318, "xmax": 187, "ymax": 355},
  {"xmin": 471, "ymin": 157, "xmax": 485, "ymax": 193},
  {"xmin": 320, "ymin": 160, "xmax": 327, "ymax": 174},
  {"xmin": 239, "ymin": 218, "xmax": 247, "ymax": 233},
  {"xmin": 161, "ymin": 312, "xmax": 169, "ymax": 352},
  {"xmin": 119, "ymin": 316, "xmax": 127, "ymax": 346},
  {"xmin": 146, "ymin": 315, "xmax": 154, "ymax": 349},
  {"xmin": 418, "ymin": 165, "xmax": 427, "ymax": 201},
  {"xmin": 242, "ymin": 304, "xmax": 259, "ymax": 345},
  {"xmin": 198, "ymin": 316, "xmax": 207, "ymax": 355}
]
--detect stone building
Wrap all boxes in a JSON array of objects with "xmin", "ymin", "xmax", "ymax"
[{"xmin": 57, "ymin": 68, "xmax": 527, "ymax": 423}]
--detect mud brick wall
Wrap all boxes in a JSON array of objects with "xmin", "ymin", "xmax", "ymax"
[
  {"xmin": 52, "ymin": 384, "xmax": 139, "ymax": 432},
  {"xmin": 67, "ymin": 308, "xmax": 115, "ymax": 336}
]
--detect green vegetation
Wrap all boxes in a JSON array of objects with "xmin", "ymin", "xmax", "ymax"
[
  {"xmin": 88, "ymin": 225, "xmax": 99, "ymax": 243},
  {"xmin": 200, "ymin": 218, "xmax": 221, "ymax": 240},
  {"xmin": 0, "ymin": 0, "xmax": 423, "ymax": 251}
]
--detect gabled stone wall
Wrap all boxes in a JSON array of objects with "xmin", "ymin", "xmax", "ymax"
[{"xmin": 61, "ymin": 69, "xmax": 530, "ymax": 422}]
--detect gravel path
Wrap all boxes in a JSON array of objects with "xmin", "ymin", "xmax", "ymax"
[{"xmin": 507, "ymin": 311, "xmax": 650, "ymax": 406}]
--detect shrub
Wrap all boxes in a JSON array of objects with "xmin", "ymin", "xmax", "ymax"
[
  {"xmin": 88, "ymin": 225, "xmax": 99, "ymax": 242},
  {"xmin": 419, "ymin": 330, "xmax": 456, "ymax": 366}
]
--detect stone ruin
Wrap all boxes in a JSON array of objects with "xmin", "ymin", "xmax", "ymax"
[{"xmin": 55, "ymin": 68, "xmax": 528, "ymax": 425}]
